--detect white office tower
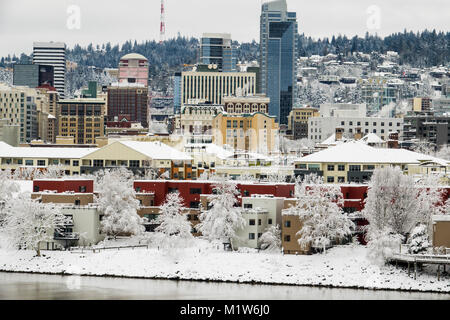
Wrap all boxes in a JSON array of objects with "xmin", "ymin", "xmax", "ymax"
[{"xmin": 33, "ymin": 42, "xmax": 66, "ymax": 98}]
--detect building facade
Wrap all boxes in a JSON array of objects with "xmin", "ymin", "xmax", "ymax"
[
  {"xmin": 199, "ymin": 33, "xmax": 237, "ymax": 72},
  {"xmin": 13, "ymin": 64, "xmax": 54, "ymax": 88},
  {"xmin": 32, "ymin": 42, "xmax": 66, "ymax": 98},
  {"xmin": 213, "ymin": 111, "xmax": 279, "ymax": 154},
  {"xmin": 0, "ymin": 84, "xmax": 38, "ymax": 143},
  {"xmin": 308, "ymin": 116, "xmax": 403, "ymax": 143},
  {"xmin": 180, "ymin": 71, "xmax": 257, "ymax": 106},
  {"xmin": 287, "ymin": 106, "xmax": 319, "ymax": 139},
  {"xmin": 107, "ymin": 84, "xmax": 149, "ymax": 128},
  {"xmin": 223, "ymin": 95, "xmax": 270, "ymax": 115},
  {"xmin": 118, "ymin": 53, "xmax": 149, "ymax": 86},
  {"xmin": 57, "ymin": 98, "xmax": 105, "ymax": 144},
  {"xmin": 260, "ymin": 0, "xmax": 298, "ymax": 125}
]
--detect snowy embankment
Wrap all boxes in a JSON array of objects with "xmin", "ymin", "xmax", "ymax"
[{"xmin": 0, "ymin": 241, "xmax": 448, "ymax": 293}]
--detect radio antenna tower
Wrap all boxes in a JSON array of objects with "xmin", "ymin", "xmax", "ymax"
[{"xmin": 160, "ymin": 0, "xmax": 166, "ymax": 44}]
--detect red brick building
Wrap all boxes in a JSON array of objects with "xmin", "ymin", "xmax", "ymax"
[
  {"xmin": 133, "ymin": 180, "xmax": 296, "ymax": 208},
  {"xmin": 33, "ymin": 179, "xmax": 94, "ymax": 193}
]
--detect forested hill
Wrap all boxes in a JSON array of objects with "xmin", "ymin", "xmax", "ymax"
[{"xmin": 1, "ymin": 30, "xmax": 449, "ymax": 71}]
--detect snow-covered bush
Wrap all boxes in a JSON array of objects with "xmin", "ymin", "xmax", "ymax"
[
  {"xmin": 366, "ymin": 227, "xmax": 404, "ymax": 266},
  {"xmin": 0, "ymin": 193, "xmax": 71, "ymax": 256},
  {"xmin": 96, "ymin": 168, "xmax": 145, "ymax": 239},
  {"xmin": 258, "ymin": 225, "xmax": 282, "ymax": 253},
  {"xmin": 198, "ymin": 179, "xmax": 245, "ymax": 250},
  {"xmin": 407, "ymin": 224, "xmax": 430, "ymax": 254},
  {"xmin": 286, "ymin": 174, "xmax": 354, "ymax": 253},
  {"xmin": 155, "ymin": 191, "xmax": 193, "ymax": 248}
]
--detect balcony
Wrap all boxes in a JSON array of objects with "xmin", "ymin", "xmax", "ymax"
[{"xmin": 54, "ymin": 232, "xmax": 80, "ymax": 240}]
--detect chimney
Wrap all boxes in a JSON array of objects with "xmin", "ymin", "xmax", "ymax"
[
  {"xmin": 388, "ymin": 132, "xmax": 399, "ymax": 149},
  {"xmin": 354, "ymin": 127, "xmax": 363, "ymax": 140},
  {"xmin": 335, "ymin": 127, "xmax": 344, "ymax": 141}
]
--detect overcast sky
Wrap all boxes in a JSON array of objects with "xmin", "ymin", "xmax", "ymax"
[{"xmin": 0, "ymin": 0, "xmax": 449, "ymax": 57}]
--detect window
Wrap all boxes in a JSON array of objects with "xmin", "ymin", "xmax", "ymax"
[
  {"xmin": 284, "ymin": 235, "xmax": 291, "ymax": 242},
  {"xmin": 284, "ymin": 220, "xmax": 291, "ymax": 228},
  {"xmin": 93, "ymin": 160, "xmax": 104, "ymax": 167},
  {"xmin": 34, "ymin": 186, "xmax": 39, "ymax": 192},
  {"xmin": 338, "ymin": 165, "xmax": 345, "ymax": 171},
  {"xmin": 79, "ymin": 186, "xmax": 86, "ymax": 192},
  {"xmin": 243, "ymin": 190, "xmax": 250, "ymax": 196},
  {"xmin": 74, "ymin": 200, "xmax": 81, "ymax": 206},
  {"xmin": 190, "ymin": 202, "xmax": 200, "ymax": 209},
  {"xmin": 168, "ymin": 187, "xmax": 178, "ymax": 193},
  {"xmin": 258, "ymin": 219, "xmax": 261, "ymax": 226},
  {"xmin": 129, "ymin": 160, "xmax": 140, "ymax": 168},
  {"xmin": 327, "ymin": 176, "xmax": 335, "ymax": 183},
  {"xmin": 268, "ymin": 218, "xmax": 272, "ymax": 225},
  {"xmin": 249, "ymin": 233, "xmax": 255, "ymax": 240},
  {"xmin": 338, "ymin": 177, "xmax": 345, "ymax": 183},
  {"xmin": 327, "ymin": 165, "xmax": 335, "ymax": 171},
  {"xmin": 25, "ymin": 160, "xmax": 33, "ymax": 166},
  {"xmin": 73, "ymin": 160, "xmax": 79, "ymax": 166},
  {"xmin": 249, "ymin": 219, "xmax": 256, "ymax": 226},
  {"xmin": 37, "ymin": 160, "xmax": 45, "ymax": 166},
  {"xmin": 349, "ymin": 165, "xmax": 361, "ymax": 172},
  {"xmin": 244, "ymin": 203, "xmax": 253, "ymax": 209},
  {"xmin": 190, "ymin": 188, "xmax": 201, "ymax": 194}
]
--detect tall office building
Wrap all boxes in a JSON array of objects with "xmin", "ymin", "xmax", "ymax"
[
  {"xmin": 199, "ymin": 33, "xmax": 237, "ymax": 72},
  {"xmin": 32, "ymin": 42, "xmax": 66, "ymax": 98},
  {"xmin": 13, "ymin": 64, "xmax": 54, "ymax": 88},
  {"xmin": 260, "ymin": 0, "xmax": 298, "ymax": 125},
  {"xmin": 107, "ymin": 84, "xmax": 149, "ymax": 128}
]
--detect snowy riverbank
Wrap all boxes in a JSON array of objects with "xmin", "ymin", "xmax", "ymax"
[{"xmin": 0, "ymin": 241, "xmax": 448, "ymax": 293}]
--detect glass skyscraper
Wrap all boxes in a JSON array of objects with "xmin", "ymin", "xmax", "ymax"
[
  {"xmin": 260, "ymin": 0, "xmax": 298, "ymax": 125},
  {"xmin": 200, "ymin": 33, "xmax": 237, "ymax": 72}
]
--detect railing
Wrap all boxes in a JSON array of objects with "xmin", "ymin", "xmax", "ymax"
[
  {"xmin": 54, "ymin": 232, "xmax": 80, "ymax": 240},
  {"xmin": 69, "ymin": 244, "xmax": 149, "ymax": 253}
]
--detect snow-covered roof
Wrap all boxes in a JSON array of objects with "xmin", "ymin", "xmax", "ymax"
[
  {"xmin": 119, "ymin": 141, "xmax": 191, "ymax": 161},
  {"xmin": 185, "ymin": 143, "xmax": 234, "ymax": 160},
  {"xmin": 361, "ymin": 133, "xmax": 384, "ymax": 144},
  {"xmin": 298, "ymin": 141, "xmax": 450, "ymax": 165},
  {"xmin": 0, "ymin": 142, "xmax": 98, "ymax": 159},
  {"xmin": 432, "ymin": 215, "xmax": 450, "ymax": 222}
]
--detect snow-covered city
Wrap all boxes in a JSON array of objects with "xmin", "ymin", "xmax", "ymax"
[{"xmin": 0, "ymin": 0, "xmax": 449, "ymax": 310}]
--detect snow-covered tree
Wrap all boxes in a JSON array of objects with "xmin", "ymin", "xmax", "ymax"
[
  {"xmin": 285, "ymin": 175, "xmax": 354, "ymax": 253},
  {"xmin": 415, "ymin": 174, "xmax": 445, "ymax": 230},
  {"xmin": 363, "ymin": 167, "xmax": 418, "ymax": 238},
  {"xmin": 436, "ymin": 144, "xmax": 450, "ymax": 161},
  {"xmin": 197, "ymin": 179, "xmax": 245, "ymax": 250},
  {"xmin": 362, "ymin": 167, "xmax": 425, "ymax": 263},
  {"xmin": 0, "ymin": 170, "xmax": 19, "ymax": 203},
  {"xmin": 407, "ymin": 224, "xmax": 430, "ymax": 254},
  {"xmin": 258, "ymin": 225, "xmax": 281, "ymax": 252},
  {"xmin": 155, "ymin": 191, "xmax": 193, "ymax": 247},
  {"xmin": 0, "ymin": 193, "xmax": 70, "ymax": 256},
  {"xmin": 96, "ymin": 168, "xmax": 145, "ymax": 239}
]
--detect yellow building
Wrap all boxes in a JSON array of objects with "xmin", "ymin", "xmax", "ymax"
[
  {"xmin": 213, "ymin": 111, "xmax": 278, "ymax": 154},
  {"xmin": 294, "ymin": 141, "xmax": 449, "ymax": 183},
  {"xmin": 287, "ymin": 106, "xmax": 319, "ymax": 139},
  {"xmin": 57, "ymin": 98, "xmax": 105, "ymax": 145},
  {"xmin": 0, "ymin": 140, "xmax": 193, "ymax": 178}
]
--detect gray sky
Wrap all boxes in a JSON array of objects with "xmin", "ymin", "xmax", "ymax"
[{"xmin": 0, "ymin": 0, "xmax": 449, "ymax": 57}]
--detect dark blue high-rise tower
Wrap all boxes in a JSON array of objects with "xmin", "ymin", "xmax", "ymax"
[{"xmin": 260, "ymin": 0, "xmax": 298, "ymax": 125}]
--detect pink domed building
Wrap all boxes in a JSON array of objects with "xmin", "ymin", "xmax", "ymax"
[{"xmin": 118, "ymin": 53, "xmax": 149, "ymax": 86}]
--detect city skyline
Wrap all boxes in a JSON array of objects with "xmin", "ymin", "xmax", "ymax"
[{"xmin": 0, "ymin": 0, "xmax": 449, "ymax": 57}]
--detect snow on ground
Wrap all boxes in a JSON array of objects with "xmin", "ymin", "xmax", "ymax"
[
  {"xmin": 0, "ymin": 241, "xmax": 448, "ymax": 293},
  {"xmin": 14, "ymin": 180, "xmax": 33, "ymax": 194}
]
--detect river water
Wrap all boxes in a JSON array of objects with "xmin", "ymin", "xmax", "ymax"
[{"xmin": 0, "ymin": 272, "xmax": 448, "ymax": 300}]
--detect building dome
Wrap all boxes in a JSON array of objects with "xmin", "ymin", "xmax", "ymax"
[{"xmin": 120, "ymin": 53, "xmax": 148, "ymax": 61}]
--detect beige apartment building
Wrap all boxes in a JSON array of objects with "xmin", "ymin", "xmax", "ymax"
[{"xmin": 213, "ymin": 111, "xmax": 279, "ymax": 154}]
